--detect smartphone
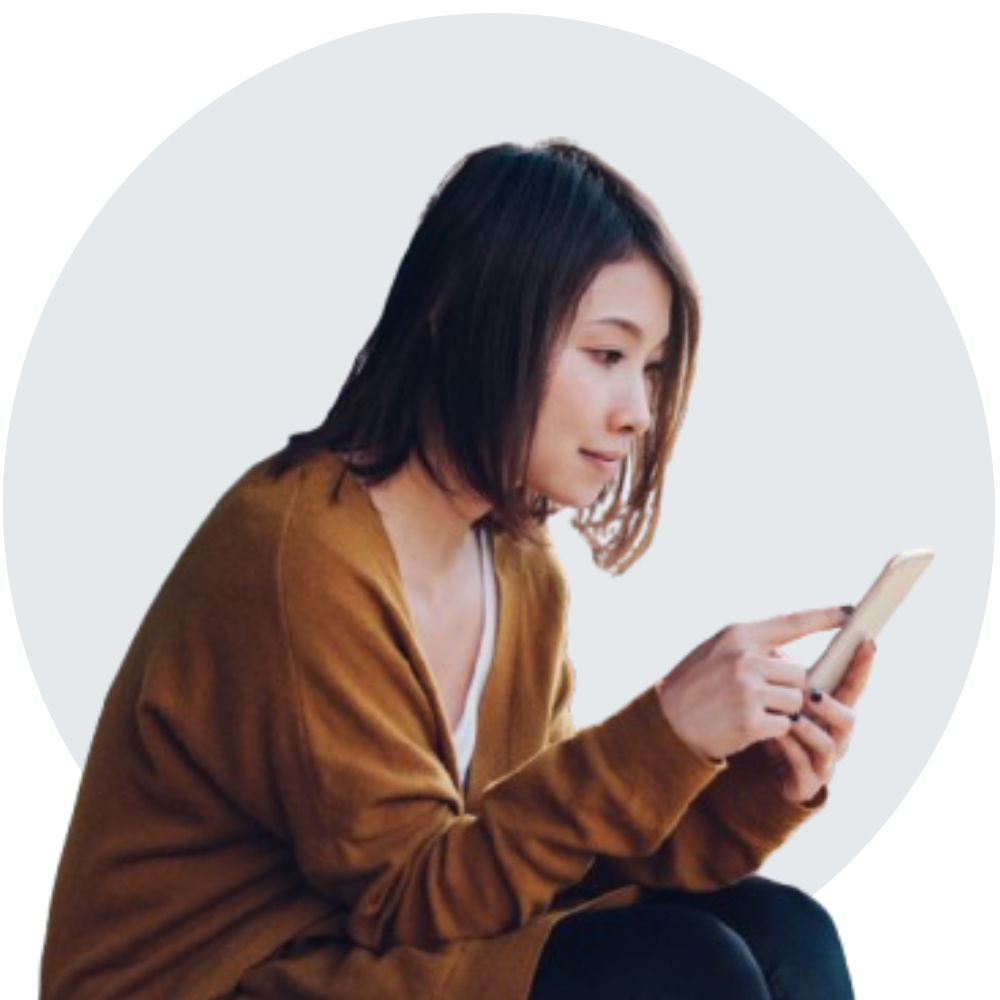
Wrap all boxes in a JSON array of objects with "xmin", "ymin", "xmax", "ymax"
[{"xmin": 806, "ymin": 549, "xmax": 935, "ymax": 692}]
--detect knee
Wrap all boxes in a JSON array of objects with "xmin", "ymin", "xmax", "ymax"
[
  {"xmin": 736, "ymin": 877, "xmax": 842, "ymax": 944},
  {"xmin": 694, "ymin": 917, "xmax": 771, "ymax": 992},
  {"xmin": 534, "ymin": 906, "xmax": 772, "ymax": 1000},
  {"xmin": 634, "ymin": 908, "xmax": 772, "ymax": 998}
]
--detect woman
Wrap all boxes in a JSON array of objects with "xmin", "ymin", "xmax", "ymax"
[{"xmin": 41, "ymin": 140, "xmax": 871, "ymax": 1000}]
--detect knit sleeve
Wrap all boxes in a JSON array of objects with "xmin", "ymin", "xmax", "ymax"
[
  {"xmin": 271, "ymin": 533, "xmax": 722, "ymax": 952},
  {"xmin": 545, "ymin": 656, "xmax": 827, "ymax": 892},
  {"xmin": 599, "ymin": 746, "xmax": 827, "ymax": 892}
]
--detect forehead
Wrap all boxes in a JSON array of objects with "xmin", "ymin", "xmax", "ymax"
[{"xmin": 573, "ymin": 257, "xmax": 673, "ymax": 337}]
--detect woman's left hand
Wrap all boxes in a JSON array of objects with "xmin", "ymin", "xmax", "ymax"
[{"xmin": 764, "ymin": 639, "xmax": 876, "ymax": 804}]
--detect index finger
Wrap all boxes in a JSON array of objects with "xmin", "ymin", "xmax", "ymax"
[{"xmin": 751, "ymin": 607, "xmax": 850, "ymax": 647}]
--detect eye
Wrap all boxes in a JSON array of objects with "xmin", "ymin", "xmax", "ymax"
[
  {"xmin": 644, "ymin": 360, "xmax": 667, "ymax": 380},
  {"xmin": 591, "ymin": 349, "xmax": 626, "ymax": 368}
]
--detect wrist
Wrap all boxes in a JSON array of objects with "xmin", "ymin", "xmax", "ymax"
[{"xmin": 654, "ymin": 679, "xmax": 725, "ymax": 766}]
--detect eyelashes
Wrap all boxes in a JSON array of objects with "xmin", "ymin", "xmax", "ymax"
[
  {"xmin": 590, "ymin": 350, "xmax": 667, "ymax": 378},
  {"xmin": 593, "ymin": 349, "xmax": 626, "ymax": 368}
]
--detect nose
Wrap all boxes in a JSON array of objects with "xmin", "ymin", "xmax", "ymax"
[{"xmin": 612, "ymin": 372, "xmax": 653, "ymax": 437}]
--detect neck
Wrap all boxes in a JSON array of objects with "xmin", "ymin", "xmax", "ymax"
[{"xmin": 362, "ymin": 451, "xmax": 491, "ymax": 581}]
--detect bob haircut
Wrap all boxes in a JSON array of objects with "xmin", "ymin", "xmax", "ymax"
[{"xmin": 269, "ymin": 139, "xmax": 700, "ymax": 575}]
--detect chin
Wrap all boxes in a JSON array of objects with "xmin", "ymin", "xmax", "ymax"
[
  {"xmin": 527, "ymin": 460, "xmax": 620, "ymax": 510},
  {"xmin": 534, "ymin": 482, "xmax": 606, "ymax": 511}
]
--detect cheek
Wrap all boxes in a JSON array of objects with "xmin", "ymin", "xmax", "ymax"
[
  {"xmin": 533, "ymin": 399, "xmax": 578, "ymax": 460},
  {"xmin": 543, "ymin": 359, "xmax": 596, "ymax": 426},
  {"xmin": 528, "ymin": 395, "xmax": 578, "ymax": 477}
]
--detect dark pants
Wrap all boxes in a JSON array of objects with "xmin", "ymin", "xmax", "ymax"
[{"xmin": 528, "ymin": 876, "xmax": 854, "ymax": 1000}]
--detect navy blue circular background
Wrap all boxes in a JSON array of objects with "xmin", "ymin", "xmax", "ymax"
[{"xmin": 4, "ymin": 15, "xmax": 992, "ymax": 893}]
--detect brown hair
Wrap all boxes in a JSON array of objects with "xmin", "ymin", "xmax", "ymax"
[{"xmin": 269, "ymin": 139, "xmax": 700, "ymax": 575}]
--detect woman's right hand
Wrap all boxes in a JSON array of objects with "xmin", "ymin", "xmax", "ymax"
[{"xmin": 655, "ymin": 607, "xmax": 849, "ymax": 762}]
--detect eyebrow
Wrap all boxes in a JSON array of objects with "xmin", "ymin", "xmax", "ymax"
[{"xmin": 590, "ymin": 317, "xmax": 670, "ymax": 349}]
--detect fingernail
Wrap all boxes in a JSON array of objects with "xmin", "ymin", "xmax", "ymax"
[
  {"xmin": 789, "ymin": 712, "xmax": 801, "ymax": 722},
  {"xmin": 809, "ymin": 687, "xmax": 823, "ymax": 704},
  {"xmin": 840, "ymin": 605, "xmax": 855, "ymax": 615}
]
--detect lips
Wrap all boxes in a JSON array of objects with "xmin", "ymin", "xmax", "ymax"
[{"xmin": 580, "ymin": 449, "xmax": 626, "ymax": 480}]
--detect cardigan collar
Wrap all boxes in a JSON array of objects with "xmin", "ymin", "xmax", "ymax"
[{"xmin": 318, "ymin": 450, "xmax": 520, "ymax": 808}]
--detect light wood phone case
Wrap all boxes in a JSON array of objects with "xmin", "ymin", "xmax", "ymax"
[{"xmin": 809, "ymin": 545, "xmax": 937, "ymax": 691}]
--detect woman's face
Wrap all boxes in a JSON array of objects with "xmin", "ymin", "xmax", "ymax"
[{"xmin": 525, "ymin": 255, "xmax": 673, "ymax": 508}]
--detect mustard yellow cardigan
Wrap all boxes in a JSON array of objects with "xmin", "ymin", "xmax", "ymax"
[{"xmin": 41, "ymin": 451, "xmax": 823, "ymax": 1000}]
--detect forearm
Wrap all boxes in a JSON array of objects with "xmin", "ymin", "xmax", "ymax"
[
  {"xmin": 593, "ymin": 742, "xmax": 827, "ymax": 892},
  {"xmin": 329, "ymin": 687, "xmax": 721, "ymax": 950}
]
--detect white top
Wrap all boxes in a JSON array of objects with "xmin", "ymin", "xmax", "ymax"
[{"xmin": 452, "ymin": 525, "xmax": 497, "ymax": 790}]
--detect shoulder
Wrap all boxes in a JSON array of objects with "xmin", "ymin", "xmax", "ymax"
[
  {"xmin": 156, "ymin": 450, "xmax": 396, "ymax": 627},
  {"xmin": 136, "ymin": 450, "xmax": 409, "ymax": 706},
  {"xmin": 249, "ymin": 453, "xmax": 406, "ymax": 625},
  {"xmin": 273, "ymin": 451, "xmax": 387, "ymax": 550},
  {"xmin": 210, "ymin": 450, "xmax": 395, "ymax": 572}
]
